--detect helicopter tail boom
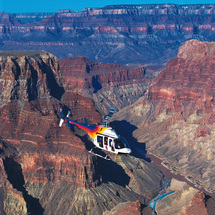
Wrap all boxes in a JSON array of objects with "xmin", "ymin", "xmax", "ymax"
[{"xmin": 59, "ymin": 106, "xmax": 87, "ymax": 130}]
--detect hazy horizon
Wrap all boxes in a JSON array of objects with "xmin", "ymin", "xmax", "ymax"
[{"xmin": 2, "ymin": 0, "xmax": 215, "ymax": 13}]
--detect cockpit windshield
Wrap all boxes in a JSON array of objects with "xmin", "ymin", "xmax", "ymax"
[{"xmin": 115, "ymin": 138, "xmax": 126, "ymax": 149}]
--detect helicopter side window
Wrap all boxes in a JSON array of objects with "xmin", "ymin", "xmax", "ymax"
[
  {"xmin": 97, "ymin": 135, "xmax": 103, "ymax": 148},
  {"xmin": 104, "ymin": 137, "xmax": 108, "ymax": 145},
  {"xmin": 109, "ymin": 139, "xmax": 115, "ymax": 152},
  {"xmin": 115, "ymin": 138, "xmax": 125, "ymax": 149}
]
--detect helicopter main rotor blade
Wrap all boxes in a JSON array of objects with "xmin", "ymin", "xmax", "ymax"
[{"xmin": 101, "ymin": 108, "xmax": 116, "ymax": 126}]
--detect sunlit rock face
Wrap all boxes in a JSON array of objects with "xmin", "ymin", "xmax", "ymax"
[
  {"xmin": 60, "ymin": 56, "xmax": 148, "ymax": 90},
  {"xmin": 59, "ymin": 56, "xmax": 153, "ymax": 114},
  {"xmin": 103, "ymin": 200, "xmax": 150, "ymax": 215},
  {"xmin": 2, "ymin": 4, "xmax": 215, "ymax": 65},
  {"xmin": 155, "ymin": 179, "xmax": 210, "ymax": 215},
  {"xmin": 0, "ymin": 51, "xmax": 164, "ymax": 214},
  {"xmin": 113, "ymin": 40, "xmax": 215, "ymax": 196},
  {"xmin": 147, "ymin": 39, "xmax": 215, "ymax": 118},
  {"xmin": 0, "ymin": 50, "xmax": 64, "ymax": 104}
]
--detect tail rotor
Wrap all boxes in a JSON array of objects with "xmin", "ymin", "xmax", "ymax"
[{"xmin": 59, "ymin": 106, "xmax": 71, "ymax": 127}]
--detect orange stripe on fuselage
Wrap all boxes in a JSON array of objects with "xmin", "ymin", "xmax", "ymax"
[{"xmin": 87, "ymin": 126, "xmax": 107, "ymax": 139}]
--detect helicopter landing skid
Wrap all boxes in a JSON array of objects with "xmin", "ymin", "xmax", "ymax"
[{"xmin": 88, "ymin": 147, "xmax": 111, "ymax": 160}]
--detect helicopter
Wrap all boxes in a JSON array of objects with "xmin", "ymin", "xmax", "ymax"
[{"xmin": 59, "ymin": 106, "xmax": 132, "ymax": 160}]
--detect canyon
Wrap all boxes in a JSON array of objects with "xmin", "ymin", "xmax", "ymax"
[
  {"xmin": 59, "ymin": 56, "xmax": 153, "ymax": 114},
  {"xmin": 2, "ymin": 4, "xmax": 215, "ymax": 65},
  {"xmin": 58, "ymin": 41, "xmax": 215, "ymax": 213},
  {"xmin": 113, "ymin": 39, "xmax": 215, "ymax": 208},
  {"xmin": 0, "ymin": 36, "xmax": 215, "ymax": 213},
  {"xmin": 0, "ymin": 50, "xmax": 165, "ymax": 214}
]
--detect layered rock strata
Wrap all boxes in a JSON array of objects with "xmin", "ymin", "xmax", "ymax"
[
  {"xmin": 2, "ymin": 4, "xmax": 215, "ymax": 64},
  {"xmin": 155, "ymin": 179, "xmax": 210, "ymax": 215},
  {"xmin": 0, "ymin": 50, "xmax": 64, "ymax": 104},
  {"xmin": 0, "ymin": 155, "xmax": 27, "ymax": 215},
  {"xmin": 60, "ymin": 56, "xmax": 152, "ymax": 114},
  {"xmin": 0, "ymin": 51, "xmax": 164, "ymax": 214},
  {"xmin": 112, "ymin": 40, "xmax": 215, "ymax": 196},
  {"xmin": 103, "ymin": 200, "xmax": 155, "ymax": 215},
  {"xmin": 0, "ymin": 97, "xmax": 163, "ymax": 214}
]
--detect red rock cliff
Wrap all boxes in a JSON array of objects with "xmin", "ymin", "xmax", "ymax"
[
  {"xmin": 0, "ymin": 51, "xmax": 103, "ymax": 213},
  {"xmin": 60, "ymin": 56, "xmax": 152, "ymax": 114},
  {"xmin": 0, "ymin": 50, "xmax": 64, "ymax": 104},
  {"xmin": 0, "ymin": 51, "xmax": 163, "ymax": 215},
  {"xmin": 147, "ymin": 39, "xmax": 215, "ymax": 120},
  {"xmin": 60, "ymin": 56, "xmax": 147, "ymax": 90},
  {"xmin": 114, "ymin": 39, "xmax": 215, "ymax": 198},
  {"xmin": 2, "ymin": 4, "xmax": 215, "ymax": 65}
]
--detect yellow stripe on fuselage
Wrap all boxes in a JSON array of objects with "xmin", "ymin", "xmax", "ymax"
[
  {"xmin": 66, "ymin": 118, "xmax": 108, "ymax": 140},
  {"xmin": 88, "ymin": 126, "xmax": 107, "ymax": 139}
]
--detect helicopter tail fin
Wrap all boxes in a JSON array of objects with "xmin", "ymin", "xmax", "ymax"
[
  {"xmin": 59, "ymin": 106, "xmax": 65, "ymax": 127},
  {"xmin": 60, "ymin": 106, "xmax": 64, "ymax": 118},
  {"xmin": 59, "ymin": 106, "xmax": 72, "ymax": 127},
  {"xmin": 84, "ymin": 118, "xmax": 88, "ymax": 125}
]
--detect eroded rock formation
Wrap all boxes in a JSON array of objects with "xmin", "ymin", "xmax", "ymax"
[
  {"xmin": 0, "ymin": 51, "xmax": 163, "ymax": 214},
  {"xmin": 0, "ymin": 155, "xmax": 27, "ymax": 215},
  {"xmin": 0, "ymin": 50, "xmax": 64, "ymax": 104},
  {"xmin": 2, "ymin": 4, "xmax": 215, "ymax": 64},
  {"xmin": 103, "ymin": 200, "xmax": 146, "ymax": 215},
  {"xmin": 155, "ymin": 179, "xmax": 210, "ymax": 215},
  {"xmin": 113, "ymin": 39, "xmax": 215, "ymax": 197},
  {"xmin": 60, "ymin": 56, "xmax": 153, "ymax": 114}
]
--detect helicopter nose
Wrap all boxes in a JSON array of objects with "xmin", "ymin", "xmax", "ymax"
[{"xmin": 127, "ymin": 148, "xmax": 132, "ymax": 154}]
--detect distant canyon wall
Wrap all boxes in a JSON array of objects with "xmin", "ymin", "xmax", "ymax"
[{"xmin": 1, "ymin": 4, "xmax": 215, "ymax": 64}]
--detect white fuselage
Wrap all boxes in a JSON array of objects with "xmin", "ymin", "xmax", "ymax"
[{"xmin": 91, "ymin": 127, "xmax": 131, "ymax": 154}]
